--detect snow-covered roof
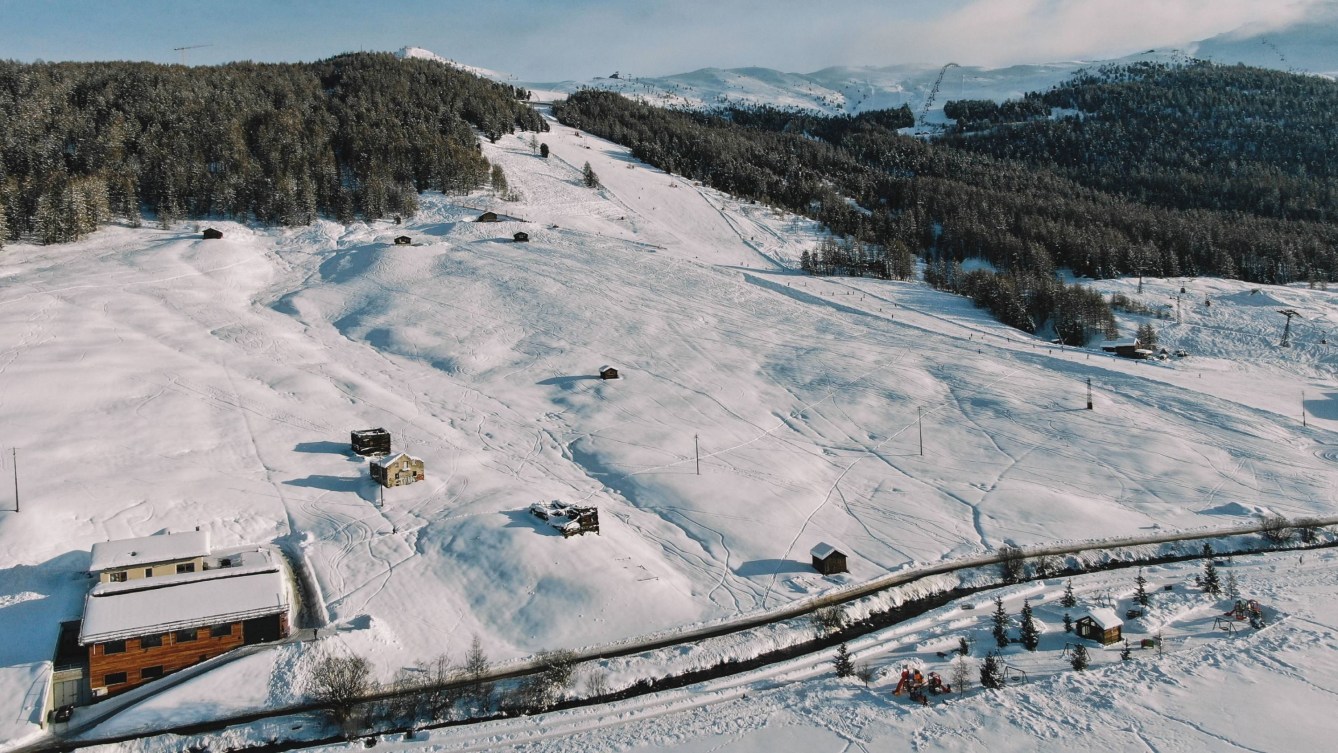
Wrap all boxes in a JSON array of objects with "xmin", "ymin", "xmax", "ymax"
[
  {"xmin": 88, "ymin": 531, "xmax": 210, "ymax": 573},
  {"xmin": 351, "ymin": 428, "xmax": 388, "ymax": 437},
  {"xmin": 80, "ymin": 565, "xmax": 288, "ymax": 645},
  {"xmin": 373, "ymin": 451, "xmax": 421, "ymax": 468},
  {"xmin": 810, "ymin": 542, "xmax": 842, "ymax": 560},
  {"xmin": 89, "ymin": 547, "xmax": 276, "ymax": 597},
  {"xmin": 1083, "ymin": 608, "xmax": 1123, "ymax": 630},
  {"xmin": 600, "ymin": 365, "xmax": 616, "ymax": 372},
  {"xmin": 1101, "ymin": 338, "xmax": 1139, "ymax": 348}
]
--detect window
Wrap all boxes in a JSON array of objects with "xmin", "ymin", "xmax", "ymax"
[
  {"xmin": 176, "ymin": 562, "xmax": 196, "ymax": 574},
  {"xmin": 104, "ymin": 672, "xmax": 127, "ymax": 686},
  {"xmin": 103, "ymin": 640, "xmax": 126, "ymax": 655},
  {"xmin": 109, "ymin": 571, "xmax": 127, "ymax": 583},
  {"xmin": 140, "ymin": 634, "xmax": 163, "ymax": 649},
  {"xmin": 144, "ymin": 568, "xmax": 153, "ymax": 578},
  {"xmin": 174, "ymin": 629, "xmax": 197, "ymax": 643},
  {"xmin": 210, "ymin": 624, "xmax": 233, "ymax": 638},
  {"xmin": 140, "ymin": 666, "xmax": 164, "ymax": 680}
]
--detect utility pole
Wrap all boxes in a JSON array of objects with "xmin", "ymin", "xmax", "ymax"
[
  {"xmin": 1086, "ymin": 378, "xmax": 1093, "ymax": 410},
  {"xmin": 917, "ymin": 407, "xmax": 924, "ymax": 456},
  {"xmin": 11, "ymin": 449, "xmax": 17, "ymax": 513},
  {"xmin": 1303, "ymin": 391, "xmax": 1307, "ymax": 428},
  {"xmin": 694, "ymin": 434, "xmax": 700, "ymax": 476}
]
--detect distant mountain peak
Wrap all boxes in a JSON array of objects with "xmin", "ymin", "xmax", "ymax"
[{"xmin": 395, "ymin": 46, "xmax": 515, "ymax": 82}]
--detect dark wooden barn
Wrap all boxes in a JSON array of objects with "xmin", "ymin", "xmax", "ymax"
[
  {"xmin": 202, "ymin": 228, "xmax": 223, "ymax": 240},
  {"xmin": 350, "ymin": 428, "xmax": 391, "ymax": 457},
  {"xmin": 513, "ymin": 231, "xmax": 529, "ymax": 242},
  {"xmin": 811, "ymin": 543, "xmax": 848, "ymax": 575},
  {"xmin": 476, "ymin": 211, "xmax": 499, "ymax": 222},
  {"xmin": 1075, "ymin": 609, "xmax": 1123, "ymax": 645},
  {"xmin": 394, "ymin": 235, "xmax": 411, "ymax": 245},
  {"xmin": 599, "ymin": 366, "xmax": 620, "ymax": 380}
]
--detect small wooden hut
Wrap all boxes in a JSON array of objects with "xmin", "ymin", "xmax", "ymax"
[
  {"xmin": 513, "ymin": 231, "xmax": 529, "ymax": 242},
  {"xmin": 599, "ymin": 366, "xmax": 620, "ymax": 380},
  {"xmin": 350, "ymin": 428, "xmax": 391, "ymax": 457},
  {"xmin": 811, "ymin": 543, "xmax": 848, "ymax": 575},
  {"xmin": 476, "ymin": 211, "xmax": 499, "ymax": 223},
  {"xmin": 1076, "ymin": 608, "xmax": 1123, "ymax": 645},
  {"xmin": 393, "ymin": 235, "xmax": 412, "ymax": 245},
  {"xmin": 202, "ymin": 228, "xmax": 223, "ymax": 240}
]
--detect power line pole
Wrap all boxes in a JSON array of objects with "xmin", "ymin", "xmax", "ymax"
[
  {"xmin": 694, "ymin": 434, "xmax": 700, "ymax": 475},
  {"xmin": 1086, "ymin": 378, "xmax": 1093, "ymax": 410},
  {"xmin": 1302, "ymin": 391, "xmax": 1307, "ymax": 428},
  {"xmin": 11, "ymin": 448, "xmax": 17, "ymax": 513},
  {"xmin": 917, "ymin": 407, "xmax": 923, "ymax": 456}
]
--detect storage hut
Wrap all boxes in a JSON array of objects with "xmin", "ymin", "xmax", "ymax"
[
  {"xmin": 202, "ymin": 228, "xmax": 223, "ymax": 240},
  {"xmin": 393, "ymin": 235, "xmax": 412, "ymax": 245},
  {"xmin": 476, "ymin": 211, "xmax": 499, "ymax": 222},
  {"xmin": 1099, "ymin": 338, "xmax": 1150, "ymax": 360},
  {"xmin": 599, "ymin": 366, "xmax": 620, "ymax": 380},
  {"xmin": 371, "ymin": 452, "xmax": 425, "ymax": 488},
  {"xmin": 350, "ymin": 428, "xmax": 391, "ymax": 457},
  {"xmin": 513, "ymin": 231, "xmax": 529, "ymax": 242},
  {"xmin": 811, "ymin": 543, "xmax": 848, "ymax": 575},
  {"xmin": 1075, "ymin": 608, "xmax": 1123, "ymax": 645}
]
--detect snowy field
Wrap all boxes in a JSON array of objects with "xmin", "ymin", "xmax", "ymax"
[{"xmin": 2, "ymin": 111, "xmax": 1337, "ymax": 747}]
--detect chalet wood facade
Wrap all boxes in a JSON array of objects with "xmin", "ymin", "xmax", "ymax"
[
  {"xmin": 99, "ymin": 556, "xmax": 203, "ymax": 584},
  {"xmin": 87, "ymin": 613, "xmax": 288, "ymax": 696}
]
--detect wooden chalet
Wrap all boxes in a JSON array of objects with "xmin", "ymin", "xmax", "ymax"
[
  {"xmin": 1099, "ymin": 338, "xmax": 1152, "ymax": 360},
  {"xmin": 476, "ymin": 211, "xmax": 499, "ymax": 222},
  {"xmin": 599, "ymin": 365, "xmax": 620, "ymax": 380},
  {"xmin": 78, "ymin": 541, "xmax": 290, "ymax": 699},
  {"xmin": 350, "ymin": 428, "xmax": 392, "ymax": 457},
  {"xmin": 393, "ymin": 235, "xmax": 412, "ymax": 245},
  {"xmin": 202, "ymin": 228, "xmax": 223, "ymax": 240},
  {"xmin": 811, "ymin": 543, "xmax": 848, "ymax": 575},
  {"xmin": 513, "ymin": 231, "xmax": 529, "ymax": 242},
  {"xmin": 371, "ymin": 451, "xmax": 425, "ymax": 488},
  {"xmin": 1075, "ymin": 608, "xmax": 1123, "ymax": 645}
]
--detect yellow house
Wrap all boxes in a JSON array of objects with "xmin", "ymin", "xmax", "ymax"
[{"xmin": 89, "ymin": 531, "xmax": 210, "ymax": 583}]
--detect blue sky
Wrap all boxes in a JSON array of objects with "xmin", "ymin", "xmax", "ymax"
[{"xmin": 0, "ymin": 1, "xmax": 1323, "ymax": 79}]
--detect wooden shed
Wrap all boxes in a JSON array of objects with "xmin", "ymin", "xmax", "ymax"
[
  {"xmin": 202, "ymin": 228, "xmax": 223, "ymax": 240},
  {"xmin": 1076, "ymin": 608, "xmax": 1123, "ymax": 645},
  {"xmin": 1099, "ymin": 338, "xmax": 1151, "ymax": 360},
  {"xmin": 371, "ymin": 452, "xmax": 425, "ymax": 488},
  {"xmin": 599, "ymin": 365, "xmax": 620, "ymax": 380},
  {"xmin": 350, "ymin": 428, "xmax": 391, "ymax": 457},
  {"xmin": 513, "ymin": 231, "xmax": 529, "ymax": 242},
  {"xmin": 393, "ymin": 235, "xmax": 411, "ymax": 245},
  {"xmin": 476, "ymin": 211, "xmax": 499, "ymax": 222},
  {"xmin": 811, "ymin": 543, "xmax": 848, "ymax": 575}
]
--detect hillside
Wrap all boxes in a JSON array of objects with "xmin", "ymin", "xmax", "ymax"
[{"xmin": 2, "ymin": 107, "xmax": 1337, "ymax": 746}]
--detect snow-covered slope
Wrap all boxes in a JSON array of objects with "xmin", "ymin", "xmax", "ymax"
[
  {"xmin": 2, "ymin": 111, "xmax": 1337, "ymax": 746},
  {"xmin": 1192, "ymin": 3, "xmax": 1338, "ymax": 77}
]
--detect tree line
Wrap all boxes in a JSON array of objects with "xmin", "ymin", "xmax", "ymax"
[{"xmin": 0, "ymin": 52, "xmax": 545, "ymax": 244}]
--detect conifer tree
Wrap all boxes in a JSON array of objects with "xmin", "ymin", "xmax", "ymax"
[
  {"xmin": 582, "ymin": 161, "xmax": 600, "ymax": 189},
  {"xmin": 1070, "ymin": 644, "xmax": 1089, "ymax": 671},
  {"xmin": 540, "ymin": 143, "xmax": 549, "ymax": 158},
  {"xmin": 980, "ymin": 652, "xmax": 1005, "ymax": 689},
  {"xmin": 991, "ymin": 596, "xmax": 1009, "ymax": 648},
  {"xmin": 1134, "ymin": 568, "xmax": 1150, "ymax": 607},
  {"xmin": 833, "ymin": 643, "xmax": 855, "ymax": 678},
  {"xmin": 1061, "ymin": 580, "xmax": 1077, "ymax": 608},
  {"xmin": 1019, "ymin": 599, "xmax": 1040, "ymax": 651},
  {"xmin": 1225, "ymin": 571, "xmax": 1240, "ymax": 601},
  {"xmin": 1121, "ymin": 641, "xmax": 1132, "ymax": 661},
  {"xmin": 1063, "ymin": 612, "xmax": 1073, "ymax": 633},
  {"xmin": 1202, "ymin": 560, "xmax": 1222, "ymax": 597}
]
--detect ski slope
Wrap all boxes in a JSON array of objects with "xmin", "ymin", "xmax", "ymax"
[{"xmin": 2, "ymin": 112, "xmax": 1337, "ymax": 748}]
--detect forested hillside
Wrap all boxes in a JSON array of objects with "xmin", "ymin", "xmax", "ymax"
[
  {"xmin": 940, "ymin": 62, "xmax": 1338, "ymax": 228},
  {"xmin": 0, "ymin": 52, "xmax": 543, "ymax": 244}
]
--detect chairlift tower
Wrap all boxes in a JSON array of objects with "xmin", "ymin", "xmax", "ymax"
[
  {"xmin": 1278, "ymin": 309, "xmax": 1301, "ymax": 347},
  {"xmin": 173, "ymin": 44, "xmax": 211, "ymax": 65}
]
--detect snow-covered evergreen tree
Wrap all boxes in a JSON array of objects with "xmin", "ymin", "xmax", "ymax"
[
  {"xmin": 980, "ymin": 652, "xmax": 1005, "ymax": 689},
  {"xmin": 992, "ymin": 596, "xmax": 1010, "ymax": 648},
  {"xmin": 1134, "ymin": 568, "xmax": 1150, "ymax": 607},
  {"xmin": 1061, "ymin": 580, "xmax": 1077, "ymax": 608},
  {"xmin": 833, "ymin": 642, "xmax": 855, "ymax": 678},
  {"xmin": 1203, "ymin": 560, "xmax": 1222, "ymax": 597},
  {"xmin": 1019, "ymin": 599, "xmax": 1040, "ymax": 651},
  {"xmin": 1070, "ymin": 643, "xmax": 1089, "ymax": 671}
]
